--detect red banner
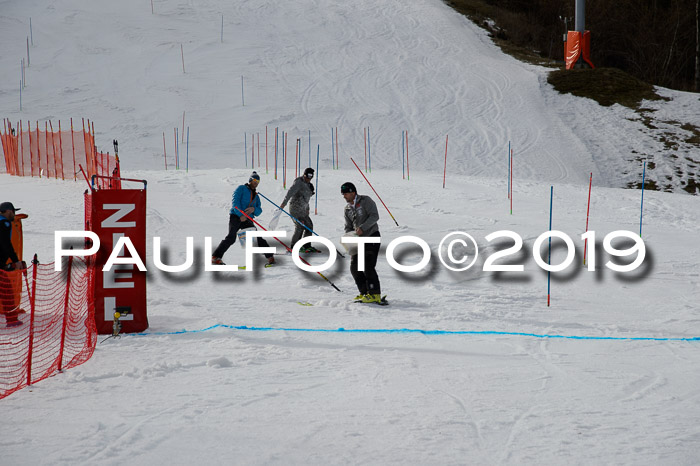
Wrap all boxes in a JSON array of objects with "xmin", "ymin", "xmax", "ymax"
[
  {"xmin": 86, "ymin": 188, "xmax": 148, "ymax": 334},
  {"xmin": 565, "ymin": 30, "xmax": 594, "ymax": 70}
]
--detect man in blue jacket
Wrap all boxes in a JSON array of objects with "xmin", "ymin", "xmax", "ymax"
[{"xmin": 212, "ymin": 172, "xmax": 275, "ymax": 267}]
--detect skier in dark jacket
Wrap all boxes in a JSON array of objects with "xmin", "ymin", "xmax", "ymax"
[
  {"xmin": 0, "ymin": 202, "xmax": 26, "ymax": 327},
  {"xmin": 280, "ymin": 167, "xmax": 317, "ymax": 252},
  {"xmin": 341, "ymin": 182, "xmax": 382, "ymax": 303},
  {"xmin": 212, "ymin": 172, "xmax": 275, "ymax": 267}
]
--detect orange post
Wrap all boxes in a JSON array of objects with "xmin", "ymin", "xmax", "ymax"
[
  {"xmin": 58, "ymin": 121, "xmax": 64, "ymax": 180},
  {"xmin": 70, "ymin": 118, "xmax": 76, "ymax": 181},
  {"xmin": 36, "ymin": 121, "xmax": 41, "ymax": 177},
  {"xmin": 19, "ymin": 121, "xmax": 24, "ymax": 176}
]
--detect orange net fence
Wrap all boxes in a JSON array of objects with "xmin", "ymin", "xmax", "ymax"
[
  {"xmin": 1, "ymin": 118, "xmax": 120, "ymax": 189},
  {"xmin": 0, "ymin": 257, "xmax": 96, "ymax": 400}
]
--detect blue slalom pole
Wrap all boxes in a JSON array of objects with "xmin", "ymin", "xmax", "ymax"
[
  {"xmin": 315, "ymin": 144, "xmax": 319, "ymax": 215},
  {"xmin": 244, "ymin": 132, "xmax": 248, "ymax": 167},
  {"xmin": 402, "ymin": 131, "xmax": 405, "ymax": 179},
  {"xmin": 508, "ymin": 141, "xmax": 511, "ymax": 199},
  {"xmin": 368, "ymin": 126, "xmax": 371, "ymax": 172},
  {"xmin": 331, "ymin": 128, "xmax": 335, "ymax": 169},
  {"xmin": 186, "ymin": 126, "xmax": 189, "ymax": 172},
  {"xmin": 640, "ymin": 161, "xmax": 646, "ymax": 237},
  {"xmin": 548, "ymin": 186, "xmax": 553, "ymax": 307}
]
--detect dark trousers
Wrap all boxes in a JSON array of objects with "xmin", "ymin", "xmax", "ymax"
[
  {"xmin": 213, "ymin": 215, "xmax": 273, "ymax": 259},
  {"xmin": 291, "ymin": 213, "xmax": 313, "ymax": 248},
  {"xmin": 350, "ymin": 231, "xmax": 381, "ymax": 295}
]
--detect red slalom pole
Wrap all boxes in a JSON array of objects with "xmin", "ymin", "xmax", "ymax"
[
  {"xmin": 233, "ymin": 207, "xmax": 341, "ymax": 292},
  {"xmin": 510, "ymin": 149, "xmax": 513, "ymax": 214},
  {"xmin": 350, "ymin": 157, "xmax": 399, "ymax": 226},
  {"xmin": 583, "ymin": 172, "xmax": 593, "ymax": 266},
  {"xmin": 443, "ymin": 134, "xmax": 448, "ymax": 189}
]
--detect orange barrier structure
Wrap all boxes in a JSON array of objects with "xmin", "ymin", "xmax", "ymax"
[
  {"xmin": 0, "ymin": 257, "xmax": 96, "ymax": 400},
  {"xmin": 0, "ymin": 119, "xmax": 119, "ymax": 188},
  {"xmin": 565, "ymin": 30, "xmax": 594, "ymax": 70}
]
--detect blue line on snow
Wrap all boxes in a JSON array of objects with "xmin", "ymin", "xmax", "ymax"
[{"xmin": 134, "ymin": 325, "xmax": 700, "ymax": 342}]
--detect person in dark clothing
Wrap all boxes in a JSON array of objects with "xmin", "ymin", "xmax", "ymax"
[
  {"xmin": 280, "ymin": 167, "xmax": 317, "ymax": 251},
  {"xmin": 212, "ymin": 172, "xmax": 275, "ymax": 267},
  {"xmin": 341, "ymin": 182, "xmax": 382, "ymax": 303},
  {"xmin": 0, "ymin": 202, "xmax": 26, "ymax": 327}
]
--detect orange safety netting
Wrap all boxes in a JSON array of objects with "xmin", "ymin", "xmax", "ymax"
[
  {"xmin": 0, "ymin": 119, "xmax": 120, "ymax": 189},
  {"xmin": 0, "ymin": 258, "xmax": 96, "ymax": 400}
]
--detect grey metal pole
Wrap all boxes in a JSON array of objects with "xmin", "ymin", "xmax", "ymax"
[{"xmin": 575, "ymin": 0, "xmax": 585, "ymax": 32}]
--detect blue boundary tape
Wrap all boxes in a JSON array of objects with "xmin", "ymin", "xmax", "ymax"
[{"xmin": 134, "ymin": 324, "xmax": 700, "ymax": 342}]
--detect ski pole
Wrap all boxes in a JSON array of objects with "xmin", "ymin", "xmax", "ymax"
[
  {"xmin": 233, "ymin": 207, "xmax": 341, "ymax": 292},
  {"xmin": 257, "ymin": 192, "xmax": 345, "ymax": 258},
  {"xmin": 349, "ymin": 157, "xmax": 399, "ymax": 226}
]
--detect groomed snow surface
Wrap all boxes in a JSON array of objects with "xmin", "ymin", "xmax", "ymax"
[{"xmin": 2, "ymin": 0, "xmax": 700, "ymax": 464}]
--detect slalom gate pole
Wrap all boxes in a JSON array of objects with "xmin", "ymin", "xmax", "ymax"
[
  {"xmin": 335, "ymin": 127, "xmax": 338, "ymax": 169},
  {"xmin": 257, "ymin": 192, "xmax": 345, "ymax": 258},
  {"xmin": 364, "ymin": 127, "xmax": 367, "ymax": 172},
  {"xmin": 163, "ymin": 132, "xmax": 167, "ymax": 170},
  {"xmin": 233, "ymin": 207, "xmax": 341, "ymax": 291},
  {"xmin": 186, "ymin": 126, "xmax": 189, "ymax": 172},
  {"xmin": 443, "ymin": 134, "xmax": 448, "ymax": 189},
  {"xmin": 547, "ymin": 186, "xmax": 553, "ymax": 307},
  {"xmin": 26, "ymin": 256, "xmax": 38, "ymax": 386},
  {"xmin": 275, "ymin": 127, "xmax": 278, "ymax": 179},
  {"xmin": 510, "ymin": 149, "xmax": 513, "ymax": 214},
  {"xmin": 508, "ymin": 141, "xmax": 510, "ymax": 199},
  {"xmin": 350, "ymin": 157, "xmax": 399, "ymax": 226},
  {"xmin": 315, "ymin": 144, "xmax": 319, "ymax": 215},
  {"xmin": 174, "ymin": 127, "xmax": 179, "ymax": 169},
  {"xmin": 284, "ymin": 132, "xmax": 287, "ymax": 188},
  {"xmin": 640, "ymin": 161, "xmax": 646, "ymax": 237},
  {"xmin": 266, "ymin": 126, "xmax": 268, "ymax": 174},
  {"xmin": 71, "ymin": 118, "xmax": 76, "ymax": 179},
  {"xmin": 405, "ymin": 130, "xmax": 409, "ymax": 180},
  {"xmin": 401, "ymin": 130, "xmax": 405, "ymax": 179},
  {"xmin": 583, "ymin": 172, "xmax": 592, "ymax": 266},
  {"xmin": 368, "ymin": 126, "xmax": 371, "ymax": 173}
]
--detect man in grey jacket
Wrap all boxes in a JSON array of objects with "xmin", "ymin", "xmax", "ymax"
[
  {"xmin": 341, "ymin": 182, "xmax": 382, "ymax": 303},
  {"xmin": 280, "ymin": 167, "xmax": 317, "ymax": 252}
]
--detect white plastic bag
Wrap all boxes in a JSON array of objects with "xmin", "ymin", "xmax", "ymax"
[
  {"xmin": 341, "ymin": 231, "xmax": 358, "ymax": 255},
  {"xmin": 268, "ymin": 208, "xmax": 283, "ymax": 230}
]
